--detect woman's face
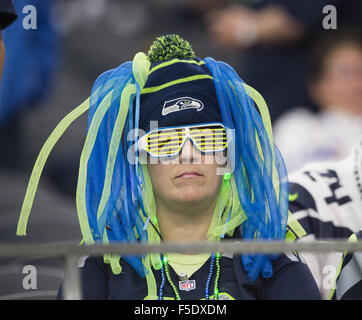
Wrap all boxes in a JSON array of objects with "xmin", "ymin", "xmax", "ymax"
[
  {"xmin": 147, "ymin": 139, "xmax": 224, "ymax": 208},
  {"xmin": 312, "ymin": 43, "xmax": 362, "ymax": 114}
]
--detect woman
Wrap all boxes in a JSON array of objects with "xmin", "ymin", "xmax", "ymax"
[
  {"xmin": 274, "ymin": 30, "xmax": 362, "ymax": 172},
  {"xmin": 17, "ymin": 34, "xmax": 320, "ymax": 300}
]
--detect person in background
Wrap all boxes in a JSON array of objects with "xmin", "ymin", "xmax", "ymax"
[
  {"xmin": 207, "ymin": 0, "xmax": 362, "ymax": 123},
  {"xmin": 274, "ymin": 30, "xmax": 362, "ymax": 172},
  {"xmin": 0, "ymin": 0, "xmax": 17, "ymax": 81},
  {"xmin": 331, "ymin": 229, "xmax": 362, "ymax": 300},
  {"xmin": 0, "ymin": 0, "xmax": 59, "ymax": 170},
  {"xmin": 0, "ymin": 0, "xmax": 80, "ymax": 300},
  {"xmin": 288, "ymin": 136, "xmax": 362, "ymax": 299}
]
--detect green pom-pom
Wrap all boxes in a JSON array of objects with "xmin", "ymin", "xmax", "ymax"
[{"xmin": 148, "ymin": 34, "xmax": 195, "ymax": 63}]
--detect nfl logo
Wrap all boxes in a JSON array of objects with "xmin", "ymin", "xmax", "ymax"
[{"xmin": 179, "ymin": 280, "xmax": 196, "ymax": 291}]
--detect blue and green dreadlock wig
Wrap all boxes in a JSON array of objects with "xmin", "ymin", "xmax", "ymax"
[{"xmin": 17, "ymin": 34, "xmax": 290, "ymax": 296}]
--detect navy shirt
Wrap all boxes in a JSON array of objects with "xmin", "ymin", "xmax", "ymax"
[
  {"xmin": 59, "ymin": 253, "xmax": 319, "ymax": 300},
  {"xmin": 58, "ymin": 229, "xmax": 321, "ymax": 300}
]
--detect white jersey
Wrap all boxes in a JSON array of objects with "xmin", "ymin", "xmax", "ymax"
[
  {"xmin": 274, "ymin": 107, "xmax": 362, "ymax": 172},
  {"xmin": 288, "ymin": 136, "xmax": 362, "ymax": 299},
  {"xmin": 332, "ymin": 229, "xmax": 362, "ymax": 299}
]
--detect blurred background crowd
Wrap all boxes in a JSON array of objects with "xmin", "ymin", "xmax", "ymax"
[{"xmin": 0, "ymin": 0, "xmax": 361, "ymax": 299}]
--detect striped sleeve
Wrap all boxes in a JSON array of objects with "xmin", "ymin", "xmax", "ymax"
[
  {"xmin": 331, "ymin": 230, "xmax": 362, "ymax": 300},
  {"xmin": 288, "ymin": 178, "xmax": 354, "ymax": 239}
]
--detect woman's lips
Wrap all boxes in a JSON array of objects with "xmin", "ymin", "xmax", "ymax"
[{"xmin": 175, "ymin": 171, "xmax": 203, "ymax": 179}]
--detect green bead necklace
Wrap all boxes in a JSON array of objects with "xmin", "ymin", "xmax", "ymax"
[{"xmin": 159, "ymin": 252, "xmax": 221, "ymax": 300}]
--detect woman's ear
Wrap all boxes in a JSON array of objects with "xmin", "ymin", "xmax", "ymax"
[{"xmin": 216, "ymin": 148, "xmax": 234, "ymax": 176}]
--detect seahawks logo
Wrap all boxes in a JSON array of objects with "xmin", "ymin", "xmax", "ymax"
[{"xmin": 162, "ymin": 97, "xmax": 204, "ymax": 116}]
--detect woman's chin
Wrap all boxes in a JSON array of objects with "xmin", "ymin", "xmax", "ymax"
[{"xmin": 174, "ymin": 188, "xmax": 209, "ymax": 204}]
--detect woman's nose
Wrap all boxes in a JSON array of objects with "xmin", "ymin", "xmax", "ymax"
[{"xmin": 179, "ymin": 139, "xmax": 201, "ymax": 164}]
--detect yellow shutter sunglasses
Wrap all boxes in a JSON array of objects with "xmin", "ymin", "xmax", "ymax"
[{"xmin": 138, "ymin": 123, "xmax": 229, "ymax": 158}]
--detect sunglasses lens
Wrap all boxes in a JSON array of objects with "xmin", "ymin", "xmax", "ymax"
[
  {"xmin": 190, "ymin": 126, "xmax": 227, "ymax": 153},
  {"xmin": 146, "ymin": 128, "xmax": 185, "ymax": 157}
]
